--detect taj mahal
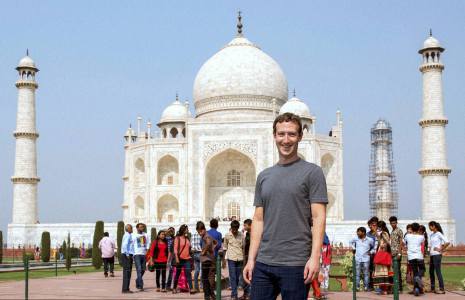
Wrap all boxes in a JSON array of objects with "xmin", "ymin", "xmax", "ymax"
[{"xmin": 7, "ymin": 16, "xmax": 456, "ymax": 247}]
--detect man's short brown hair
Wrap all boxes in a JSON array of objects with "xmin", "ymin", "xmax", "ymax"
[{"xmin": 273, "ymin": 112, "xmax": 303, "ymax": 135}]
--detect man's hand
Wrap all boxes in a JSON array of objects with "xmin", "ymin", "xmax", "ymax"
[
  {"xmin": 243, "ymin": 261, "xmax": 255, "ymax": 284},
  {"xmin": 303, "ymin": 256, "xmax": 320, "ymax": 284}
]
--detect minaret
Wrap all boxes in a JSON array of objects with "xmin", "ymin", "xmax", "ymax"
[
  {"xmin": 11, "ymin": 52, "xmax": 40, "ymax": 224},
  {"xmin": 418, "ymin": 32, "xmax": 451, "ymax": 220},
  {"xmin": 122, "ymin": 125, "xmax": 136, "ymax": 223}
]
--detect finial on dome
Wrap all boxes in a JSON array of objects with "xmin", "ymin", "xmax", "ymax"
[
  {"xmin": 26, "ymin": 48, "xmax": 29, "ymax": 56},
  {"xmin": 429, "ymin": 28, "xmax": 432, "ymax": 37},
  {"xmin": 293, "ymin": 88, "xmax": 296, "ymax": 97},
  {"xmin": 175, "ymin": 92, "xmax": 179, "ymax": 102},
  {"xmin": 237, "ymin": 11, "xmax": 243, "ymax": 36}
]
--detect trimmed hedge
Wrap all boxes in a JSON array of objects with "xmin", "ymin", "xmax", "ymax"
[
  {"xmin": 151, "ymin": 227, "xmax": 157, "ymax": 244},
  {"xmin": 117, "ymin": 221, "xmax": 124, "ymax": 267},
  {"xmin": 41, "ymin": 231, "xmax": 51, "ymax": 262},
  {"xmin": 92, "ymin": 221, "xmax": 104, "ymax": 269},
  {"xmin": 0, "ymin": 231, "xmax": 3, "ymax": 264},
  {"xmin": 66, "ymin": 233, "xmax": 71, "ymax": 270}
]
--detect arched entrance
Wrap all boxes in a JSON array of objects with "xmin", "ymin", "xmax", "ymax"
[
  {"xmin": 158, "ymin": 194, "xmax": 179, "ymax": 223},
  {"xmin": 205, "ymin": 149, "xmax": 256, "ymax": 221}
]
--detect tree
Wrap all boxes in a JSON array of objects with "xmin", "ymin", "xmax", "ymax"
[
  {"xmin": 92, "ymin": 221, "xmax": 104, "ymax": 269},
  {"xmin": 150, "ymin": 227, "xmax": 157, "ymax": 245},
  {"xmin": 116, "ymin": 221, "xmax": 124, "ymax": 267},
  {"xmin": 0, "ymin": 231, "xmax": 3, "ymax": 264},
  {"xmin": 40, "ymin": 231, "xmax": 51, "ymax": 262},
  {"xmin": 66, "ymin": 233, "xmax": 72, "ymax": 271},
  {"xmin": 62, "ymin": 240, "xmax": 67, "ymax": 262}
]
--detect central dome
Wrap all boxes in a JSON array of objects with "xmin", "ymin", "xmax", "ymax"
[{"xmin": 193, "ymin": 34, "xmax": 288, "ymax": 118}]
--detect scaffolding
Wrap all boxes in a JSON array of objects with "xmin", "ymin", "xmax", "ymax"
[{"xmin": 369, "ymin": 119, "xmax": 398, "ymax": 220}]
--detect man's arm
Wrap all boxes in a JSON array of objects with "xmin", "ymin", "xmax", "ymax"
[
  {"xmin": 243, "ymin": 207, "xmax": 264, "ymax": 284},
  {"xmin": 304, "ymin": 202, "xmax": 326, "ymax": 283}
]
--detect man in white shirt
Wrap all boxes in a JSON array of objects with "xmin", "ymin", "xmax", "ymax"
[
  {"xmin": 133, "ymin": 223, "xmax": 149, "ymax": 291},
  {"xmin": 98, "ymin": 232, "xmax": 116, "ymax": 278},
  {"xmin": 403, "ymin": 222, "xmax": 425, "ymax": 296}
]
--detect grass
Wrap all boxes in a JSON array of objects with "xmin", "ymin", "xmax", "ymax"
[{"xmin": 0, "ymin": 265, "xmax": 122, "ymax": 282}]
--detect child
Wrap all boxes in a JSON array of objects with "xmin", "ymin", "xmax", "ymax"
[
  {"xmin": 403, "ymin": 222, "xmax": 425, "ymax": 296},
  {"xmin": 350, "ymin": 227, "xmax": 375, "ymax": 291}
]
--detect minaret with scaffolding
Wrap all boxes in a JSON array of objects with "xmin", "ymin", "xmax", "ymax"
[{"xmin": 369, "ymin": 119, "xmax": 398, "ymax": 220}]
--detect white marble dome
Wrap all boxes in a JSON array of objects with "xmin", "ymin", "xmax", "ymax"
[
  {"xmin": 423, "ymin": 36, "xmax": 441, "ymax": 49},
  {"xmin": 17, "ymin": 56, "xmax": 37, "ymax": 69},
  {"xmin": 279, "ymin": 96, "xmax": 311, "ymax": 119},
  {"xmin": 193, "ymin": 35, "xmax": 288, "ymax": 117},
  {"xmin": 160, "ymin": 99, "xmax": 190, "ymax": 123}
]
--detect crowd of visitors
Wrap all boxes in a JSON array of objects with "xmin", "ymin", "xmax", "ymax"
[{"xmin": 350, "ymin": 216, "xmax": 450, "ymax": 297}]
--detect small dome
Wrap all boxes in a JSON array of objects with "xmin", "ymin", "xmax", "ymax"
[
  {"xmin": 279, "ymin": 96, "xmax": 311, "ymax": 118},
  {"xmin": 373, "ymin": 119, "xmax": 391, "ymax": 130},
  {"xmin": 159, "ymin": 99, "xmax": 190, "ymax": 123},
  {"xmin": 17, "ymin": 55, "xmax": 37, "ymax": 69},
  {"xmin": 423, "ymin": 36, "xmax": 441, "ymax": 49}
]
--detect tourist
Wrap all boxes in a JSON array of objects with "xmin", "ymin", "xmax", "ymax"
[
  {"xmin": 240, "ymin": 219, "xmax": 252, "ymax": 300},
  {"xmin": 172, "ymin": 224, "xmax": 194, "ymax": 294},
  {"xmin": 197, "ymin": 221, "xmax": 217, "ymax": 300},
  {"xmin": 121, "ymin": 224, "xmax": 135, "ymax": 294},
  {"xmin": 404, "ymin": 222, "xmax": 425, "ymax": 296},
  {"xmin": 320, "ymin": 233, "xmax": 332, "ymax": 292},
  {"xmin": 373, "ymin": 221, "xmax": 393, "ymax": 295},
  {"xmin": 350, "ymin": 227, "xmax": 374, "ymax": 291},
  {"xmin": 389, "ymin": 216, "xmax": 403, "ymax": 292},
  {"xmin": 148, "ymin": 230, "xmax": 169, "ymax": 292},
  {"xmin": 224, "ymin": 220, "xmax": 244, "ymax": 300},
  {"xmin": 191, "ymin": 226, "xmax": 203, "ymax": 293},
  {"xmin": 366, "ymin": 216, "xmax": 379, "ymax": 289},
  {"xmin": 165, "ymin": 226, "xmax": 176, "ymax": 291},
  {"xmin": 34, "ymin": 246, "xmax": 40, "ymax": 261},
  {"xmin": 133, "ymin": 223, "xmax": 149, "ymax": 291},
  {"xmin": 419, "ymin": 225, "xmax": 429, "ymax": 255},
  {"xmin": 98, "ymin": 232, "xmax": 116, "ymax": 278},
  {"xmin": 208, "ymin": 218, "xmax": 223, "ymax": 258},
  {"xmin": 243, "ymin": 113, "xmax": 328, "ymax": 300},
  {"xmin": 428, "ymin": 221, "xmax": 450, "ymax": 294}
]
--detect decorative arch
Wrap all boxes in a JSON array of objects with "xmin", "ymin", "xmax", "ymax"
[
  {"xmin": 321, "ymin": 153, "xmax": 334, "ymax": 179},
  {"xmin": 157, "ymin": 155, "xmax": 179, "ymax": 185},
  {"xmin": 134, "ymin": 158, "xmax": 145, "ymax": 187},
  {"xmin": 228, "ymin": 202, "xmax": 241, "ymax": 220},
  {"xmin": 157, "ymin": 194, "xmax": 179, "ymax": 223},
  {"xmin": 205, "ymin": 149, "xmax": 256, "ymax": 220},
  {"xmin": 170, "ymin": 128, "xmax": 178, "ymax": 138},
  {"xmin": 134, "ymin": 196, "xmax": 145, "ymax": 217}
]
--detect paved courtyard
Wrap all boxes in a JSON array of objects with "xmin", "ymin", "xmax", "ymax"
[{"xmin": 0, "ymin": 270, "xmax": 464, "ymax": 299}]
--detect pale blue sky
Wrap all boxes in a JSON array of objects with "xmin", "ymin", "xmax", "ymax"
[{"xmin": 1, "ymin": 1, "xmax": 464, "ymax": 242}]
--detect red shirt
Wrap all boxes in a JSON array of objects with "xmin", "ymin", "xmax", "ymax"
[{"xmin": 149, "ymin": 240, "xmax": 168, "ymax": 263}]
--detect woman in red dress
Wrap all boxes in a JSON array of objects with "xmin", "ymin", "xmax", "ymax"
[{"xmin": 148, "ymin": 230, "xmax": 169, "ymax": 292}]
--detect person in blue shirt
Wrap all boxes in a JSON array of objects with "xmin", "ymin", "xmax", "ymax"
[
  {"xmin": 207, "ymin": 219, "xmax": 223, "ymax": 258},
  {"xmin": 121, "ymin": 224, "xmax": 134, "ymax": 293},
  {"xmin": 351, "ymin": 227, "xmax": 375, "ymax": 291}
]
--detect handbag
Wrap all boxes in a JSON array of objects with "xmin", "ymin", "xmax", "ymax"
[{"xmin": 373, "ymin": 250, "xmax": 392, "ymax": 266}]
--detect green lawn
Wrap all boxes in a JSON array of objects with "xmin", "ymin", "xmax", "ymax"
[{"xmin": 0, "ymin": 265, "xmax": 122, "ymax": 282}]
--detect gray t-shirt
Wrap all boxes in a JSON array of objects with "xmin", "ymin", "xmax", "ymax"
[{"xmin": 254, "ymin": 158, "xmax": 328, "ymax": 266}]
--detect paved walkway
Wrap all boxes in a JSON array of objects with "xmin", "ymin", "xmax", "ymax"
[{"xmin": 0, "ymin": 270, "xmax": 464, "ymax": 299}]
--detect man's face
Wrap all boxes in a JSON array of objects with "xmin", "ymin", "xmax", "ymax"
[
  {"xmin": 137, "ymin": 224, "xmax": 145, "ymax": 233},
  {"xmin": 274, "ymin": 121, "xmax": 302, "ymax": 159},
  {"xmin": 127, "ymin": 225, "xmax": 133, "ymax": 234},
  {"xmin": 197, "ymin": 229, "xmax": 206, "ymax": 237},
  {"xmin": 390, "ymin": 221, "xmax": 397, "ymax": 229},
  {"xmin": 231, "ymin": 227, "xmax": 239, "ymax": 235},
  {"xmin": 357, "ymin": 231, "xmax": 365, "ymax": 239},
  {"xmin": 243, "ymin": 223, "xmax": 251, "ymax": 232}
]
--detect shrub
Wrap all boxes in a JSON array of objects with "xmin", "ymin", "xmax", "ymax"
[
  {"xmin": 151, "ymin": 227, "xmax": 157, "ymax": 244},
  {"xmin": 0, "ymin": 231, "xmax": 3, "ymax": 264},
  {"xmin": 117, "ymin": 221, "xmax": 124, "ymax": 267},
  {"xmin": 92, "ymin": 221, "xmax": 104, "ymax": 269},
  {"xmin": 66, "ymin": 233, "xmax": 71, "ymax": 271},
  {"xmin": 85, "ymin": 248, "xmax": 92, "ymax": 258},
  {"xmin": 40, "ymin": 231, "xmax": 51, "ymax": 262},
  {"xmin": 69, "ymin": 247, "xmax": 80, "ymax": 259}
]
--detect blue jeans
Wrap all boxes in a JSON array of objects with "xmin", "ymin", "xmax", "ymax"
[
  {"xmin": 193, "ymin": 252, "xmax": 202, "ymax": 290},
  {"xmin": 251, "ymin": 261, "xmax": 310, "ymax": 300},
  {"xmin": 355, "ymin": 261, "xmax": 370, "ymax": 289},
  {"xmin": 134, "ymin": 255, "xmax": 146, "ymax": 289},
  {"xmin": 429, "ymin": 255, "xmax": 444, "ymax": 290},
  {"xmin": 228, "ymin": 260, "xmax": 243, "ymax": 297}
]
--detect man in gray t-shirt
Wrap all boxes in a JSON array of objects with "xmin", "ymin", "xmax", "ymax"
[{"xmin": 243, "ymin": 113, "xmax": 328, "ymax": 300}]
